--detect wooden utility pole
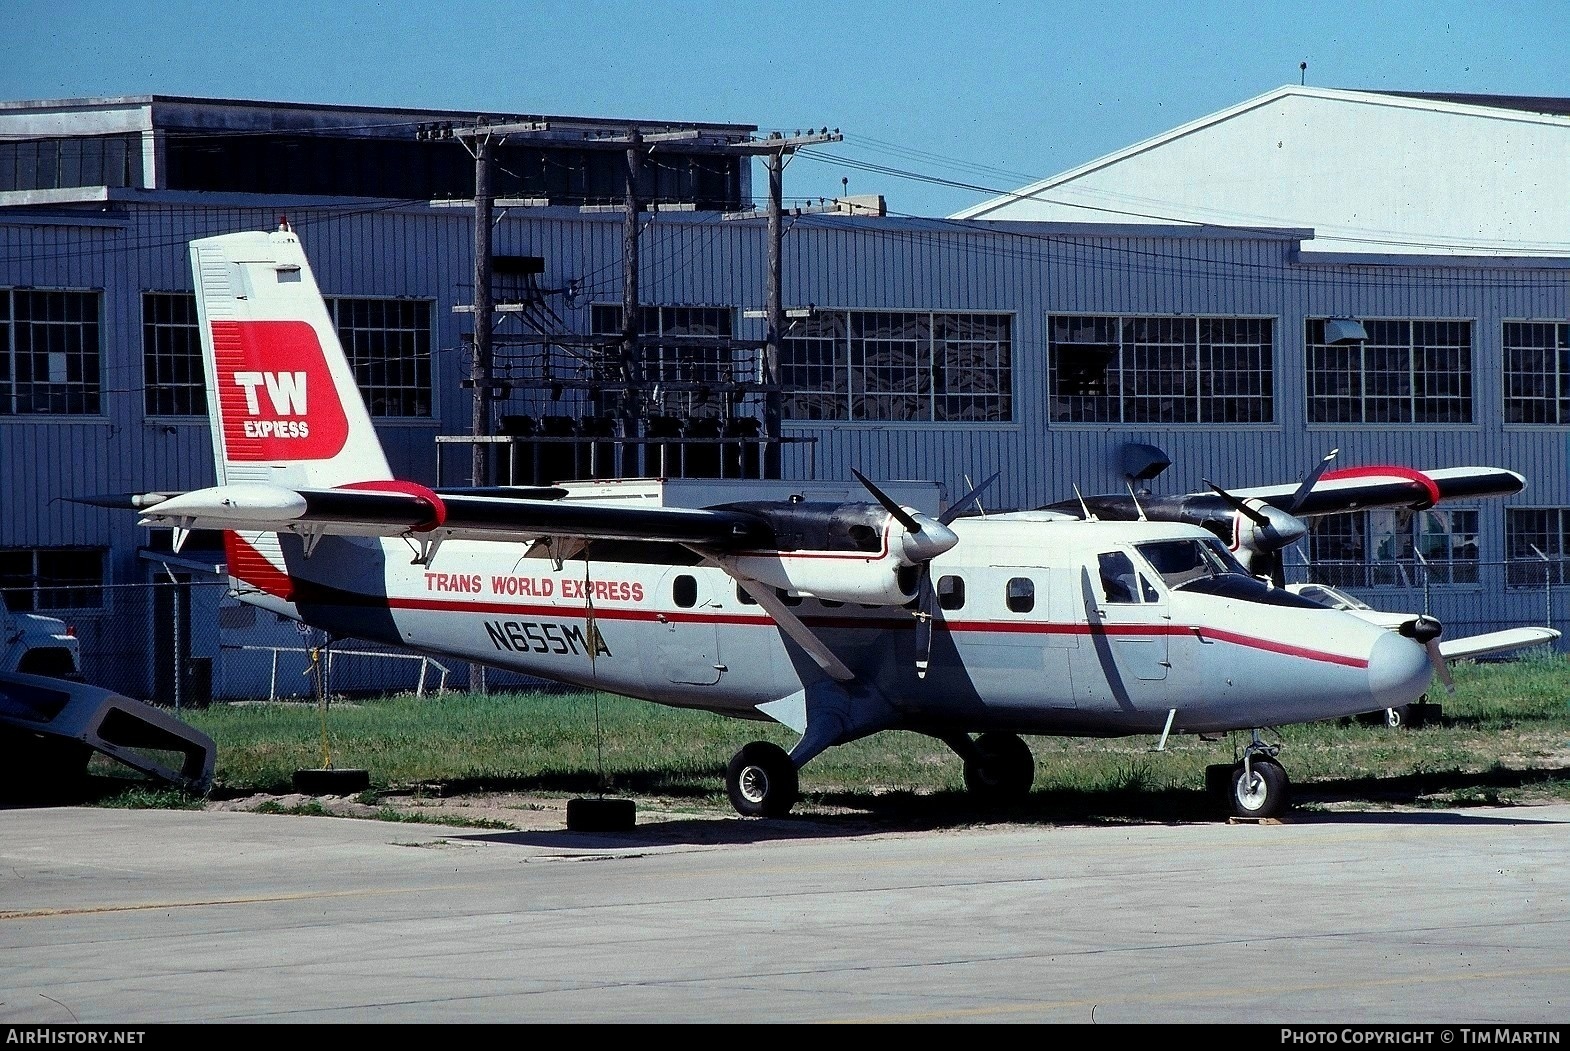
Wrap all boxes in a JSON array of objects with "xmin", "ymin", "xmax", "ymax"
[
  {"xmin": 764, "ymin": 149, "xmax": 784, "ymax": 478},
  {"xmin": 441, "ymin": 118, "xmax": 550, "ymax": 486},
  {"xmin": 721, "ymin": 129, "xmax": 842, "ymax": 478},
  {"xmin": 471, "ymin": 130, "xmax": 494, "ymax": 486},
  {"xmin": 619, "ymin": 129, "xmax": 644, "ymax": 468}
]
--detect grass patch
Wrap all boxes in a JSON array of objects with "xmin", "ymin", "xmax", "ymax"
[
  {"xmin": 97, "ymin": 785, "xmax": 207, "ymax": 810},
  {"xmin": 171, "ymin": 655, "xmax": 1570, "ymax": 820}
]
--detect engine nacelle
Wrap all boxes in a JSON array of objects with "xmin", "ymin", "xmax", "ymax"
[{"xmin": 716, "ymin": 552, "xmax": 917, "ymax": 606}]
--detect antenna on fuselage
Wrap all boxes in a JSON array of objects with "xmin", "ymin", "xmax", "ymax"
[
  {"xmin": 1072, "ymin": 483, "xmax": 1098, "ymax": 521},
  {"xmin": 1126, "ymin": 481, "xmax": 1148, "ymax": 521}
]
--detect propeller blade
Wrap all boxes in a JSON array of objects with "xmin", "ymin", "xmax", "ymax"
[
  {"xmin": 1426, "ymin": 639, "xmax": 1455, "ymax": 694},
  {"xmin": 851, "ymin": 469, "xmax": 920, "ymax": 533},
  {"xmin": 1204, "ymin": 479, "xmax": 1271, "ymax": 527},
  {"xmin": 914, "ymin": 565, "xmax": 935, "ymax": 678},
  {"xmin": 940, "ymin": 472, "xmax": 1000, "ymax": 526},
  {"xmin": 1287, "ymin": 448, "xmax": 1340, "ymax": 514}
]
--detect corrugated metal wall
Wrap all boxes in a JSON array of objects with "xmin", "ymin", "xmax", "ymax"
[{"xmin": 2, "ymin": 197, "xmax": 1567, "ymax": 696}]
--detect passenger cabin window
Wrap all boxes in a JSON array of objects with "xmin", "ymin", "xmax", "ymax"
[
  {"xmin": 1005, "ymin": 577, "xmax": 1035, "ymax": 613},
  {"xmin": 736, "ymin": 583, "xmax": 757, "ymax": 605},
  {"xmin": 938, "ymin": 574, "xmax": 965, "ymax": 610},
  {"xmin": 673, "ymin": 574, "xmax": 697, "ymax": 608}
]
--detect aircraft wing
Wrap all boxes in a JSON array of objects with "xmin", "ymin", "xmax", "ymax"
[
  {"xmin": 1438, "ymin": 626, "xmax": 1560, "ymax": 662},
  {"xmin": 110, "ymin": 481, "xmax": 777, "ymax": 549},
  {"xmin": 1229, "ymin": 466, "xmax": 1525, "ymax": 517}
]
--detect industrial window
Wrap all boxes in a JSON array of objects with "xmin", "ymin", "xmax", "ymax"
[
  {"xmin": 1047, "ymin": 315, "xmax": 1272, "ymax": 424},
  {"xmin": 0, "ymin": 133, "xmax": 141, "ymax": 192},
  {"xmin": 1503, "ymin": 322, "xmax": 1570, "ymax": 424},
  {"xmin": 142, "ymin": 292, "xmax": 206, "ymax": 417},
  {"xmin": 324, "ymin": 298, "xmax": 432, "ymax": 417},
  {"xmin": 0, "ymin": 289, "xmax": 101, "ymax": 415},
  {"xmin": 1306, "ymin": 318, "xmax": 1472, "ymax": 424},
  {"xmin": 1307, "ymin": 509, "xmax": 1479, "ymax": 589},
  {"xmin": 781, "ymin": 310, "xmax": 1011, "ymax": 422},
  {"xmin": 1505, "ymin": 509, "xmax": 1570, "ymax": 587},
  {"xmin": 0, "ymin": 547, "xmax": 106, "ymax": 611},
  {"xmin": 590, "ymin": 305, "xmax": 739, "ymax": 418}
]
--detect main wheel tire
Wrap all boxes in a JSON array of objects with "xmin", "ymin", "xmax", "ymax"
[
  {"xmin": 1229, "ymin": 756, "xmax": 1289, "ymax": 820},
  {"xmin": 725, "ymin": 741, "xmax": 798, "ymax": 818},
  {"xmin": 962, "ymin": 731, "xmax": 1035, "ymax": 803}
]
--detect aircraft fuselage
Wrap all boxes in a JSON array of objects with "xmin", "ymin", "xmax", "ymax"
[{"xmin": 228, "ymin": 514, "xmax": 1431, "ymax": 740}]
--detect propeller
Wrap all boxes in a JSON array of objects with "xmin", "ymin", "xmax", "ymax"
[
  {"xmin": 865, "ymin": 471, "xmax": 999, "ymax": 679},
  {"xmin": 1400, "ymin": 613, "xmax": 1455, "ymax": 694},
  {"xmin": 1205, "ymin": 449, "xmax": 1339, "ymax": 585}
]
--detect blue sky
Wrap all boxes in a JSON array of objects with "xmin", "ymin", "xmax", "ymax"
[{"xmin": 6, "ymin": 1, "xmax": 1565, "ymax": 216}]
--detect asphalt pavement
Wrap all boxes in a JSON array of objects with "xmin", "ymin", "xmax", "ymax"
[{"xmin": 2, "ymin": 802, "xmax": 1568, "ymax": 1024}]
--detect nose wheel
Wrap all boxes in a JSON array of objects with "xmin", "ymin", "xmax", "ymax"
[{"xmin": 1208, "ymin": 733, "xmax": 1292, "ymax": 820}]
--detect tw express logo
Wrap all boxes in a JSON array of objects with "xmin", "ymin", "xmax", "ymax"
[
  {"xmin": 212, "ymin": 320, "xmax": 348, "ymax": 461},
  {"xmin": 233, "ymin": 370, "xmax": 309, "ymax": 438}
]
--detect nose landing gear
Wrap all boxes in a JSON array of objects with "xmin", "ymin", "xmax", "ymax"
[{"xmin": 1206, "ymin": 731, "xmax": 1291, "ymax": 820}]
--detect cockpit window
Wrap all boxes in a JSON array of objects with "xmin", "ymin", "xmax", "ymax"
[
  {"xmin": 1098, "ymin": 551, "xmax": 1141, "ymax": 604},
  {"xmin": 1135, "ymin": 537, "xmax": 1247, "ymax": 590}
]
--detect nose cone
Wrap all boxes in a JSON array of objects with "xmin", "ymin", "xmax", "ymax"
[{"xmin": 1367, "ymin": 630, "xmax": 1433, "ymax": 711}]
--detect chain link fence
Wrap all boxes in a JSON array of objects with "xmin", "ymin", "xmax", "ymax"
[{"xmin": 44, "ymin": 579, "xmax": 458, "ymax": 709}]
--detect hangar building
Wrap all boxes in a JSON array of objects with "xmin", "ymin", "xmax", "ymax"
[{"xmin": 0, "ymin": 90, "xmax": 1565, "ymax": 700}]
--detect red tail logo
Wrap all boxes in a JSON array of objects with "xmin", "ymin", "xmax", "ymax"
[{"xmin": 212, "ymin": 320, "xmax": 349, "ymax": 461}]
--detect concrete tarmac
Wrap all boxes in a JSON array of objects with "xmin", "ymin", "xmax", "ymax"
[{"xmin": 2, "ymin": 803, "xmax": 1568, "ymax": 1024}]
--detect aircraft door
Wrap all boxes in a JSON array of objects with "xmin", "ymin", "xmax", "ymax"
[
  {"xmin": 1088, "ymin": 550, "xmax": 1170, "ymax": 679},
  {"xmin": 1079, "ymin": 550, "xmax": 1171, "ymax": 710},
  {"xmin": 655, "ymin": 569, "xmax": 722, "ymax": 685}
]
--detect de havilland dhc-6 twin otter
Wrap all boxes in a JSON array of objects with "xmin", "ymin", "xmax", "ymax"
[{"xmin": 95, "ymin": 224, "xmax": 1544, "ymax": 821}]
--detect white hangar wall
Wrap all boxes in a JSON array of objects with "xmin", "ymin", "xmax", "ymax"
[
  {"xmin": 956, "ymin": 87, "xmax": 1570, "ymax": 257},
  {"xmin": 2, "ymin": 195, "xmax": 1569, "ymax": 697}
]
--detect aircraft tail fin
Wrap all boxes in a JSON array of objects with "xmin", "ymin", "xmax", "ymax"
[{"xmin": 190, "ymin": 223, "xmax": 392, "ymax": 490}]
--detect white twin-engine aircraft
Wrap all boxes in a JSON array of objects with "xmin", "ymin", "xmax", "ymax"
[{"xmin": 116, "ymin": 225, "xmax": 1533, "ymax": 821}]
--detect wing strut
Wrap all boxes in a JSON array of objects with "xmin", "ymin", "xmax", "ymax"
[{"xmin": 717, "ymin": 566, "xmax": 855, "ymax": 683}]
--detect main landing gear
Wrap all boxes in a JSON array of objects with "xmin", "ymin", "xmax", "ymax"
[
  {"xmin": 954, "ymin": 732, "xmax": 1035, "ymax": 803},
  {"xmin": 725, "ymin": 741, "xmax": 799, "ymax": 817},
  {"xmin": 723, "ymin": 731, "xmax": 1040, "ymax": 819},
  {"xmin": 1207, "ymin": 731, "xmax": 1291, "ymax": 820}
]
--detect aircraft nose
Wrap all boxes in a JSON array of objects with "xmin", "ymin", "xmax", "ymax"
[{"xmin": 1366, "ymin": 629, "xmax": 1433, "ymax": 711}]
